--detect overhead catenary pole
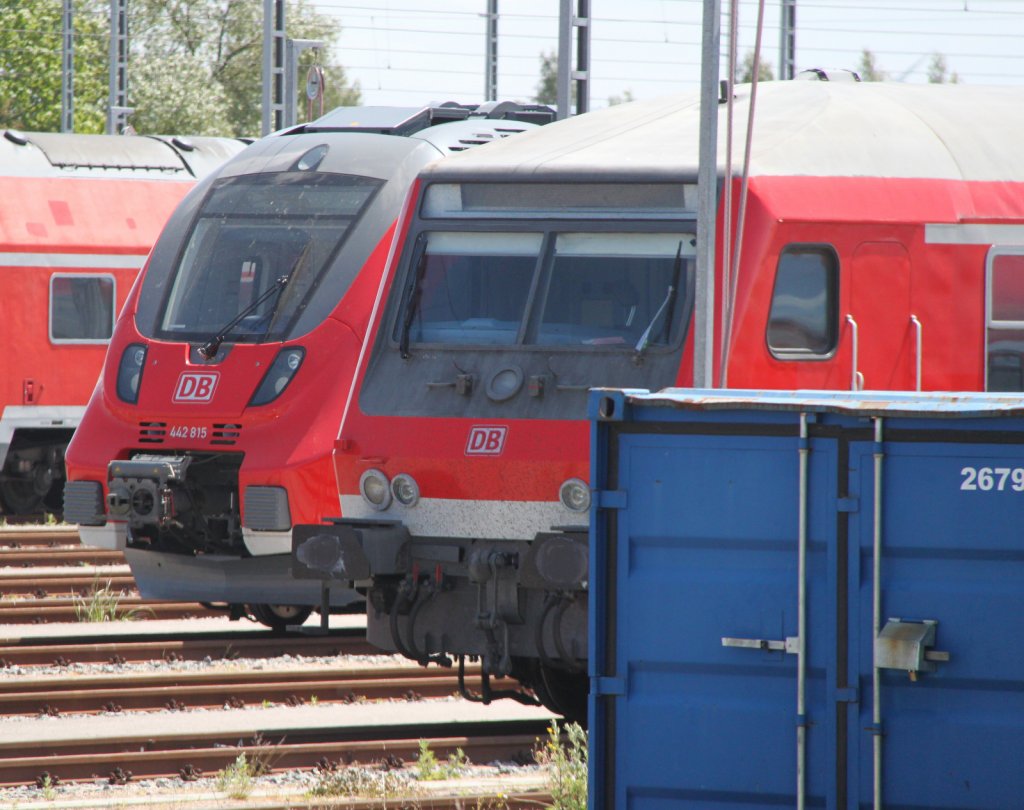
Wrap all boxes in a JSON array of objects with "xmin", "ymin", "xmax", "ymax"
[
  {"xmin": 61, "ymin": 0, "xmax": 73, "ymax": 132},
  {"xmin": 694, "ymin": 0, "xmax": 721, "ymax": 388},
  {"xmin": 262, "ymin": 0, "xmax": 286, "ymax": 136},
  {"xmin": 107, "ymin": 0, "xmax": 130, "ymax": 134},
  {"xmin": 284, "ymin": 39, "xmax": 324, "ymax": 127},
  {"xmin": 556, "ymin": 0, "xmax": 590, "ymax": 119},
  {"xmin": 485, "ymin": 0, "xmax": 498, "ymax": 100},
  {"xmin": 779, "ymin": 0, "xmax": 796, "ymax": 80}
]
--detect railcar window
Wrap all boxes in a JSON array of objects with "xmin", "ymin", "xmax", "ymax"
[
  {"xmin": 536, "ymin": 233, "xmax": 693, "ymax": 347},
  {"xmin": 986, "ymin": 249, "xmax": 1024, "ymax": 391},
  {"xmin": 767, "ymin": 246, "xmax": 838, "ymax": 357},
  {"xmin": 398, "ymin": 230, "xmax": 694, "ymax": 351},
  {"xmin": 49, "ymin": 274, "xmax": 115, "ymax": 343},
  {"xmin": 398, "ymin": 232, "xmax": 542, "ymax": 346},
  {"xmin": 158, "ymin": 172, "xmax": 380, "ymax": 343}
]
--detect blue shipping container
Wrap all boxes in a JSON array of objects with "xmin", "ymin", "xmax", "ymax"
[{"xmin": 588, "ymin": 389, "xmax": 1024, "ymax": 810}]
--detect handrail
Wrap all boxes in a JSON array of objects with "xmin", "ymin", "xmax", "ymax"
[
  {"xmin": 846, "ymin": 314, "xmax": 861, "ymax": 391},
  {"xmin": 911, "ymin": 314, "xmax": 922, "ymax": 391}
]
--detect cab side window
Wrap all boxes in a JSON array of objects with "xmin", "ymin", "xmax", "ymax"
[
  {"xmin": 986, "ymin": 248, "xmax": 1024, "ymax": 391},
  {"xmin": 767, "ymin": 245, "xmax": 838, "ymax": 358}
]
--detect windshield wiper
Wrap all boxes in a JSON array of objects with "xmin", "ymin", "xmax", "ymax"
[
  {"xmin": 634, "ymin": 241, "xmax": 684, "ymax": 358},
  {"xmin": 198, "ymin": 275, "xmax": 289, "ymax": 360},
  {"xmin": 398, "ymin": 246, "xmax": 429, "ymax": 359}
]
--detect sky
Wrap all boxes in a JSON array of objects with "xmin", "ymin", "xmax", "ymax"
[{"xmin": 302, "ymin": 0, "xmax": 1024, "ymax": 110}]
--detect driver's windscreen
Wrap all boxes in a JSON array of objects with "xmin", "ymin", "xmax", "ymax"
[
  {"xmin": 158, "ymin": 172, "xmax": 380, "ymax": 342},
  {"xmin": 398, "ymin": 230, "xmax": 693, "ymax": 349}
]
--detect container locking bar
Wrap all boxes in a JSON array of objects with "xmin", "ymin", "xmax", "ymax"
[
  {"xmin": 722, "ymin": 636, "xmax": 800, "ymax": 653},
  {"xmin": 875, "ymin": 618, "xmax": 950, "ymax": 676}
]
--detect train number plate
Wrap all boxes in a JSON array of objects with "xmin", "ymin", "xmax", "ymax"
[{"xmin": 168, "ymin": 425, "xmax": 209, "ymax": 440}]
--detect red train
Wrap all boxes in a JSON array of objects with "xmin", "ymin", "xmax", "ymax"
[
  {"xmin": 0, "ymin": 129, "xmax": 243, "ymax": 518},
  {"xmin": 63, "ymin": 103, "xmax": 553, "ymax": 628},
  {"xmin": 303, "ymin": 79, "xmax": 1024, "ymax": 718}
]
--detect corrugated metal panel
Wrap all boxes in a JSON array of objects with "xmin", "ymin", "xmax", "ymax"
[
  {"xmin": 62, "ymin": 481, "xmax": 104, "ymax": 526},
  {"xmin": 243, "ymin": 486, "xmax": 291, "ymax": 531},
  {"xmin": 591, "ymin": 389, "xmax": 1024, "ymax": 809}
]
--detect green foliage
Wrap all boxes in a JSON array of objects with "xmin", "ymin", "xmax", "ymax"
[
  {"xmin": 535, "ymin": 720, "xmax": 587, "ymax": 810},
  {"xmin": 308, "ymin": 766, "xmax": 416, "ymax": 799},
  {"xmin": 607, "ymin": 90, "xmax": 635, "ymax": 107},
  {"xmin": 857, "ymin": 48, "xmax": 887, "ymax": 82},
  {"xmin": 0, "ymin": 0, "xmax": 359, "ymax": 136},
  {"xmin": 73, "ymin": 577, "xmax": 149, "ymax": 622},
  {"xmin": 127, "ymin": 0, "xmax": 359, "ymax": 137},
  {"xmin": 415, "ymin": 739, "xmax": 470, "ymax": 781},
  {"xmin": 738, "ymin": 51, "xmax": 774, "ymax": 84},
  {"xmin": 216, "ymin": 753, "xmax": 257, "ymax": 800},
  {"xmin": 927, "ymin": 52, "xmax": 960, "ymax": 84},
  {"xmin": 0, "ymin": 0, "xmax": 108, "ymax": 132}
]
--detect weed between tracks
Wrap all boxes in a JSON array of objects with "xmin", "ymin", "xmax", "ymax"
[
  {"xmin": 534, "ymin": 721, "xmax": 587, "ymax": 810},
  {"xmin": 72, "ymin": 577, "xmax": 151, "ymax": 622}
]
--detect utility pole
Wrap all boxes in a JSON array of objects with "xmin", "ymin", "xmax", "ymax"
[
  {"xmin": 61, "ymin": 0, "xmax": 73, "ymax": 132},
  {"xmin": 556, "ymin": 0, "xmax": 590, "ymax": 119},
  {"xmin": 694, "ymin": 0, "xmax": 721, "ymax": 388},
  {"xmin": 484, "ymin": 0, "xmax": 498, "ymax": 100},
  {"xmin": 107, "ymin": 0, "xmax": 131, "ymax": 134},
  {"xmin": 779, "ymin": 0, "xmax": 796, "ymax": 80},
  {"xmin": 262, "ymin": 0, "xmax": 286, "ymax": 135}
]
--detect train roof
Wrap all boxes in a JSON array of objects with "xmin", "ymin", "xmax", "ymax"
[
  {"xmin": 0, "ymin": 130, "xmax": 246, "ymax": 180},
  {"xmin": 420, "ymin": 81, "xmax": 1024, "ymax": 184}
]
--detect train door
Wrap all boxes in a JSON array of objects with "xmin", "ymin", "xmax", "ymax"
[
  {"xmin": 849, "ymin": 241, "xmax": 916, "ymax": 390},
  {"xmin": 984, "ymin": 247, "xmax": 1024, "ymax": 391}
]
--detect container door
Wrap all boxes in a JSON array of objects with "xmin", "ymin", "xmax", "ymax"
[
  {"xmin": 848, "ymin": 432, "xmax": 1024, "ymax": 809},
  {"xmin": 596, "ymin": 427, "xmax": 840, "ymax": 809}
]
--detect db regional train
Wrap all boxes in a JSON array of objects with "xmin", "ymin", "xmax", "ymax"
[
  {"xmin": 0, "ymin": 129, "xmax": 243, "ymax": 519},
  {"xmin": 300, "ymin": 78, "xmax": 1024, "ymax": 719},
  {"xmin": 63, "ymin": 102, "xmax": 554, "ymax": 629}
]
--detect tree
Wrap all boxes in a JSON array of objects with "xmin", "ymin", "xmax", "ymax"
[
  {"xmin": 0, "ymin": 0, "xmax": 359, "ymax": 136},
  {"xmin": 127, "ymin": 0, "xmax": 360, "ymax": 137},
  {"xmin": 737, "ymin": 51, "xmax": 774, "ymax": 84},
  {"xmin": 857, "ymin": 49, "xmax": 887, "ymax": 82},
  {"xmin": 927, "ymin": 52, "xmax": 960, "ymax": 84},
  {"xmin": 607, "ymin": 90, "xmax": 635, "ymax": 106},
  {"xmin": 535, "ymin": 50, "xmax": 557, "ymax": 105},
  {"xmin": 0, "ymin": 0, "xmax": 108, "ymax": 133}
]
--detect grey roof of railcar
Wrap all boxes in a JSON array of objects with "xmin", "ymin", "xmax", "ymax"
[{"xmin": 420, "ymin": 81, "xmax": 1024, "ymax": 183}]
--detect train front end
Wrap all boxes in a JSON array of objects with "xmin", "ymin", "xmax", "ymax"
[
  {"xmin": 65, "ymin": 105, "xmax": 550, "ymax": 627},
  {"xmin": 313, "ymin": 123, "xmax": 699, "ymax": 716}
]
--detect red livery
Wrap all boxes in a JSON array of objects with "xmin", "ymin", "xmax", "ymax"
[
  {"xmin": 0, "ymin": 130, "xmax": 242, "ymax": 518},
  {"xmin": 63, "ymin": 104, "xmax": 552, "ymax": 628},
  {"xmin": 314, "ymin": 79, "xmax": 1024, "ymax": 719}
]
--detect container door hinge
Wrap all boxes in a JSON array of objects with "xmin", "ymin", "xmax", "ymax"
[
  {"xmin": 595, "ymin": 490, "xmax": 627, "ymax": 510},
  {"xmin": 592, "ymin": 676, "xmax": 626, "ymax": 696}
]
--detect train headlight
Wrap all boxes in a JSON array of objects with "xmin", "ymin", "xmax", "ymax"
[
  {"xmin": 391, "ymin": 473, "xmax": 420, "ymax": 507},
  {"xmin": 360, "ymin": 469, "xmax": 392, "ymax": 510},
  {"xmin": 249, "ymin": 347, "xmax": 305, "ymax": 406},
  {"xmin": 559, "ymin": 478, "xmax": 591, "ymax": 512},
  {"xmin": 116, "ymin": 343, "xmax": 147, "ymax": 404}
]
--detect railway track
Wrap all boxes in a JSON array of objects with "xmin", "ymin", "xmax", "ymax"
[
  {"xmin": 0, "ymin": 526, "xmax": 239, "ymax": 622},
  {"xmin": 0, "ymin": 663, "xmax": 469, "ymax": 716},
  {"xmin": 0, "ymin": 716, "xmax": 548, "ymax": 786}
]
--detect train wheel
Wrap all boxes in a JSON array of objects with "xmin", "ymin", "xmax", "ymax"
[
  {"xmin": 534, "ymin": 664, "xmax": 589, "ymax": 726},
  {"xmin": 248, "ymin": 603, "xmax": 313, "ymax": 631},
  {"xmin": 0, "ymin": 478, "xmax": 45, "ymax": 517}
]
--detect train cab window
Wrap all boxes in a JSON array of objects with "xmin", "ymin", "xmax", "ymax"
[
  {"xmin": 398, "ymin": 232, "xmax": 542, "ymax": 346},
  {"xmin": 535, "ymin": 233, "xmax": 694, "ymax": 348},
  {"xmin": 985, "ymin": 248, "xmax": 1024, "ymax": 391},
  {"xmin": 49, "ymin": 274, "xmax": 115, "ymax": 343},
  {"xmin": 767, "ymin": 246, "xmax": 838, "ymax": 358},
  {"xmin": 157, "ymin": 172, "xmax": 380, "ymax": 343}
]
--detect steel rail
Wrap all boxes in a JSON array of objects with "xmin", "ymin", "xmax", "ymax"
[
  {"xmin": 0, "ymin": 665, "xmax": 475, "ymax": 716},
  {"xmin": 0, "ymin": 723, "xmax": 548, "ymax": 786}
]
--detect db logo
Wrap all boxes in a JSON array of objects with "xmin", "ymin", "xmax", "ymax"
[
  {"xmin": 466, "ymin": 425, "xmax": 508, "ymax": 456},
  {"xmin": 173, "ymin": 371, "xmax": 219, "ymax": 403}
]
